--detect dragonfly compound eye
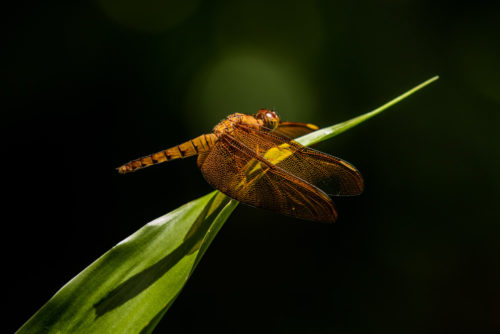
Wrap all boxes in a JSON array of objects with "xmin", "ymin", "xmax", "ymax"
[{"xmin": 256, "ymin": 109, "xmax": 279, "ymax": 130}]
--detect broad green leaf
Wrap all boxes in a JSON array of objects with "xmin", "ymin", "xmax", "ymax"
[
  {"xmin": 17, "ymin": 191, "xmax": 238, "ymax": 334},
  {"xmin": 17, "ymin": 76, "xmax": 438, "ymax": 334}
]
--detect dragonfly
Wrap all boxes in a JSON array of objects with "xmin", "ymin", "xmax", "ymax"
[{"xmin": 118, "ymin": 109, "xmax": 363, "ymax": 223}]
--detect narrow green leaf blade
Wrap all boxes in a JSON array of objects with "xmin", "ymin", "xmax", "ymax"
[{"xmin": 296, "ymin": 76, "xmax": 439, "ymax": 146}]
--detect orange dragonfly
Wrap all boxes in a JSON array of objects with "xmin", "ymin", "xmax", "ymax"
[{"xmin": 118, "ymin": 109, "xmax": 363, "ymax": 223}]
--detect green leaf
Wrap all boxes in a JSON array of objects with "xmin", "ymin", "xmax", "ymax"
[
  {"xmin": 17, "ymin": 191, "xmax": 238, "ymax": 334},
  {"xmin": 296, "ymin": 75, "xmax": 439, "ymax": 146},
  {"xmin": 17, "ymin": 76, "xmax": 438, "ymax": 334}
]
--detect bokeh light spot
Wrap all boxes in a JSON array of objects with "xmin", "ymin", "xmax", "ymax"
[
  {"xmin": 96, "ymin": 0, "xmax": 199, "ymax": 33},
  {"xmin": 213, "ymin": 1, "xmax": 324, "ymax": 60},
  {"xmin": 187, "ymin": 49, "xmax": 317, "ymax": 133}
]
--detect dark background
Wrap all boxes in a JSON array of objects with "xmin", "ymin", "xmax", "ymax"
[{"xmin": 3, "ymin": 0, "xmax": 499, "ymax": 333}]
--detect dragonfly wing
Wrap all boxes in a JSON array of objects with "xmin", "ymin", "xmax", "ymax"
[
  {"xmin": 198, "ymin": 135, "xmax": 338, "ymax": 223},
  {"xmin": 233, "ymin": 123, "xmax": 364, "ymax": 196},
  {"xmin": 274, "ymin": 121, "xmax": 319, "ymax": 138}
]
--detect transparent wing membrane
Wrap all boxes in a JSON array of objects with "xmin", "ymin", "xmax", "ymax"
[{"xmin": 199, "ymin": 135, "xmax": 338, "ymax": 223}]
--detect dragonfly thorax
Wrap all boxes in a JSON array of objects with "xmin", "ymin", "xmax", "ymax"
[{"xmin": 213, "ymin": 112, "xmax": 271, "ymax": 137}]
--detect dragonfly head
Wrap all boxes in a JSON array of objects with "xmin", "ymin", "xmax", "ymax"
[{"xmin": 256, "ymin": 108, "xmax": 280, "ymax": 130}]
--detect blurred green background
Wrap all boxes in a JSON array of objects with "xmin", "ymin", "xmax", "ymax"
[{"xmin": 3, "ymin": 0, "xmax": 499, "ymax": 333}]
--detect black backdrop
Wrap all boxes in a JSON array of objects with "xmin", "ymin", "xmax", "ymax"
[{"xmin": 3, "ymin": 1, "xmax": 499, "ymax": 333}]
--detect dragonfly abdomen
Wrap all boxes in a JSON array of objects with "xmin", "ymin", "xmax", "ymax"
[{"xmin": 117, "ymin": 133, "xmax": 217, "ymax": 173}]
